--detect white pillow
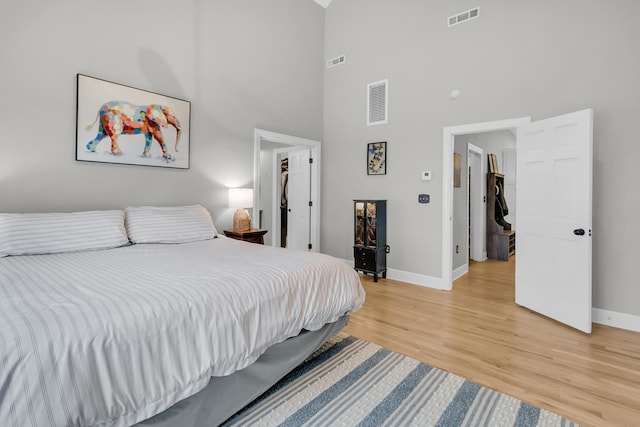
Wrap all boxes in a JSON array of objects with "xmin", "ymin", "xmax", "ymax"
[
  {"xmin": 0, "ymin": 210, "xmax": 129, "ymax": 257},
  {"xmin": 125, "ymin": 204, "xmax": 217, "ymax": 244}
]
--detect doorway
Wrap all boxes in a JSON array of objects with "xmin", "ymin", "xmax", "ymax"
[
  {"xmin": 467, "ymin": 143, "xmax": 485, "ymax": 263},
  {"xmin": 271, "ymin": 147, "xmax": 312, "ymax": 250},
  {"xmin": 442, "ymin": 117, "xmax": 531, "ymax": 290},
  {"xmin": 253, "ymin": 128, "xmax": 321, "ymax": 252},
  {"xmin": 445, "ymin": 111, "xmax": 593, "ymax": 333}
]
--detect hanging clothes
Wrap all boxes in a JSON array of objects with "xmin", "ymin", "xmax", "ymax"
[
  {"xmin": 280, "ymin": 158, "xmax": 289, "ymax": 247},
  {"xmin": 495, "ymin": 180, "xmax": 508, "ymax": 215},
  {"xmin": 494, "ymin": 182, "xmax": 511, "ymax": 230},
  {"xmin": 280, "ymin": 158, "xmax": 289, "ymax": 208}
]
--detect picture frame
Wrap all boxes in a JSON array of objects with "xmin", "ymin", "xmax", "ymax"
[
  {"xmin": 454, "ymin": 152, "xmax": 461, "ymax": 187},
  {"xmin": 367, "ymin": 141, "xmax": 387, "ymax": 175},
  {"xmin": 76, "ymin": 74, "xmax": 191, "ymax": 169}
]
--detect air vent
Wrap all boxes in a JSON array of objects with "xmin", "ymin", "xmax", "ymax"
[
  {"xmin": 448, "ymin": 7, "xmax": 480, "ymax": 27},
  {"xmin": 367, "ymin": 79, "xmax": 388, "ymax": 126},
  {"xmin": 327, "ymin": 55, "xmax": 346, "ymax": 68}
]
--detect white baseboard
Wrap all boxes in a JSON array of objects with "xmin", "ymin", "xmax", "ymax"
[
  {"xmin": 592, "ymin": 308, "xmax": 640, "ymax": 333},
  {"xmin": 452, "ymin": 264, "xmax": 468, "ymax": 281},
  {"xmin": 386, "ymin": 268, "xmax": 444, "ymax": 290},
  {"xmin": 341, "ymin": 259, "xmax": 445, "ymax": 290},
  {"xmin": 469, "ymin": 253, "xmax": 488, "ymax": 262}
]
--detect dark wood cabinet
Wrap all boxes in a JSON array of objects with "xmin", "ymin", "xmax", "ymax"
[
  {"xmin": 487, "ymin": 173, "xmax": 515, "ymax": 260},
  {"xmin": 353, "ymin": 200, "xmax": 388, "ymax": 281},
  {"xmin": 223, "ymin": 229, "xmax": 268, "ymax": 244}
]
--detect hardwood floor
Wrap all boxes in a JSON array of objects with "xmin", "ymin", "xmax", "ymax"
[{"xmin": 343, "ymin": 257, "xmax": 640, "ymax": 427}]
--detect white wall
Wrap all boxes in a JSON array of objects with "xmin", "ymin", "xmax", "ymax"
[
  {"xmin": 0, "ymin": 0, "xmax": 324, "ymax": 234},
  {"xmin": 323, "ymin": 0, "xmax": 640, "ymax": 317},
  {"xmin": 459, "ymin": 131, "xmax": 516, "ymax": 177}
]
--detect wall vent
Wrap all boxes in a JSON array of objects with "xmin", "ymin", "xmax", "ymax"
[
  {"xmin": 327, "ymin": 55, "xmax": 346, "ymax": 68},
  {"xmin": 448, "ymin": 7, "xmax": 480, "ymax": 27},
  {"xmin": 367, "ymin": 79, "xmax": 388, "ymax": 126}
]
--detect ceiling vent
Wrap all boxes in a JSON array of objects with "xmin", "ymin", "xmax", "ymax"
[
  {"xmin": 327, "ymin": 55, "xmax": 346, "ymax": 68},
  {"xmin": 448, "ymin": 7, "xmax": 480, "ymax": 27},
  {"xmin": 367, "ymin": 79, "xmax": 388, "ymax": 126}
]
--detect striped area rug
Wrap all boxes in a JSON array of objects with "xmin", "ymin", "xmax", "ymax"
[{"xmin": 222, "ymin": 334, "xmax": 580, "ymax": 427}]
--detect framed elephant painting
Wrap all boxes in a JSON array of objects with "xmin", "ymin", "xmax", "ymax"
[{"xmin": 76, "ymin": 74, "xmax": 191, "ymax": 169}]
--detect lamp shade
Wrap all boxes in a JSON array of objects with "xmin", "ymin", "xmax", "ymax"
[
  {"xmin": 228, "ymin": 188, "xmax": 254, "ymax": 209},
  {"xmin": 228, "ymin": 188, "xmax": 253, "ymax": 232}
]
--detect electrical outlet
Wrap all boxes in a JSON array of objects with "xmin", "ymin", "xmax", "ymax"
[{"xmin": 418, "ymin": 194, "xmax": 430, "ymax": 204}]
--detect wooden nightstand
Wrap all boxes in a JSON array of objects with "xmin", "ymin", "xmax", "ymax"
[{"xmin": 223, "ymin": 229, "xmax": 268, "ymax": 244}]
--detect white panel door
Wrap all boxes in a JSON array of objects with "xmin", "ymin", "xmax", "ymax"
[
  {"xmin": 502, "ymin": 149, "xmax": 517, "ymax": 230},
  {"xmin": 516, "ymin": 109, "xmax": 593, "ymax": 333},
  {"xmin": 287, "ymin": 148, "xmax": 311, "ymax": 251},
  {"xmin": 468, "ymin": 144, "xmax": 485, "ymax": 262}
]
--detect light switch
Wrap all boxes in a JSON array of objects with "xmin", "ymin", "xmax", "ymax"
[{"xmin": 421, "ymin": 171, "xmax": 432, "ymax": 181}]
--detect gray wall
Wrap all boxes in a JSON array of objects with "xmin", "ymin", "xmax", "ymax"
[
  {"xmin": 0, "ymin": 0, "xmax": 324, "ymax": 234},
  {"xmin": 323, "ymin": 0, "xmax": 640, "ymax": 316}
]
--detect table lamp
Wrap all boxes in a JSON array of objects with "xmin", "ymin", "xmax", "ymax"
[{"xmin": 228, "ymin": 188, "xmax": 253, "ymax": 232}]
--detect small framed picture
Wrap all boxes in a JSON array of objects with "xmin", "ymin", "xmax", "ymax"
[
  {"xmin": 367, "ymin": 141, "xmax": 387, "ymax": 175},
  {"xmin": 454, "ymin": 152, "xmax": 461, "ymax": 187}
]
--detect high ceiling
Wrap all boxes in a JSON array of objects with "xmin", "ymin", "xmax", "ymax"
[{"xmin": 313, "ymin": 0, "xmax": 332, "ymax": 8}]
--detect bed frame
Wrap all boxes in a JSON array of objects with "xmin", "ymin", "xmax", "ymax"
[{"xmin": 137, "ymin": 316, "xmax": 348, "ymax": 426}]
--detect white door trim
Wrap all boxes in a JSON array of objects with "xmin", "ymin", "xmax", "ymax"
[
  {"xmin": 254, "ymin": 129, "xmax": 321, "ymax": 251},
  {"xmin": 442, "ymin": 117, "xmax": 530, "ymax": 290},
  {"xmin": 467, "ymin": 143, "xmax": 486, "ymax": 262}
]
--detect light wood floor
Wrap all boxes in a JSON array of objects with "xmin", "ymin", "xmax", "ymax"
[{"xmin": 343, "ymin": 257, "xmax": 640, "ymax": 427}]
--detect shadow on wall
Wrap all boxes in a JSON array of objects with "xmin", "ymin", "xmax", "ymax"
[{"xmin": 138, "ymin": 48, "xmax": 188, "ymax": 100}]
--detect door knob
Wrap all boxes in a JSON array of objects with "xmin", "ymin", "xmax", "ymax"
[{"xmin": 573, "ymin": 228, "xmax": 585, "ymax": 236}]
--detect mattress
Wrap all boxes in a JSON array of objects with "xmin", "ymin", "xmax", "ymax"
[{"xmin": 0, "ymin": 237, "xmax": 365, "ymax": 427}]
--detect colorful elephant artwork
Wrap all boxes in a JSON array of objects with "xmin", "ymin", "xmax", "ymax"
[{"xmin": 85, "ymin": 101, "xmax": 182, "ymax": 161}]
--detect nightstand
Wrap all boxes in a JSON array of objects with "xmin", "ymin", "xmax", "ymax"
[{"xmin": 223, "ymin": 229, "xmax": 268, "ymax": 244}]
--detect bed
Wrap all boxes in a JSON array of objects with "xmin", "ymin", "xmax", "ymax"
[{"xmin": 0, "ymin": 205, "xmax": 365, "ymax": 427}]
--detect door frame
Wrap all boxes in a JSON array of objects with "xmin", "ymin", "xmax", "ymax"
[
  {"xmin": 467, "ymin": 143, "xmax": 486, "ymax": 263},
  {"xmin": 254, "ymin": 128, "xmax": 321, "ymax": 251},
  {"xmin": 442, "ymin": 117, "xmax": 530, "ymax": 290}
]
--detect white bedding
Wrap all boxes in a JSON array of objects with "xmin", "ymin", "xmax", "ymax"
[{"xmin": 0, "ymin": 237, "xmax": 365, "ymax": 427}]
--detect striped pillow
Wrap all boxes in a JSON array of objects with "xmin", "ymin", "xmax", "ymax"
[
  {"xmin": 0, "ymin": 210, "xmax": 129, "ymax": 257},
  {"xmin": 125, "ymin": 205, "xmax": 217, "ymax": 244}
]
